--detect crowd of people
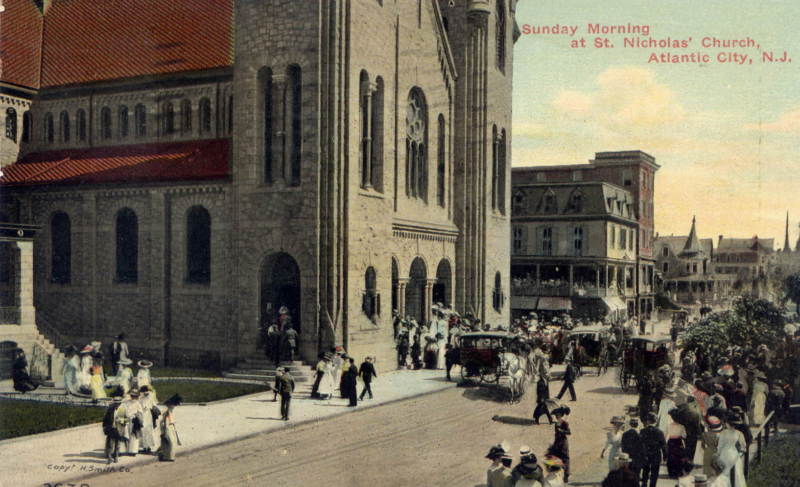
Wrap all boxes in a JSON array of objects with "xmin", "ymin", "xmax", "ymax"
[{"xmin": 258, "ymin": 305, "xmax": 299, "ymax": 365}]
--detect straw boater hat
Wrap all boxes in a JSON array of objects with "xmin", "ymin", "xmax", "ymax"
[
  {"xmin": 519, "ymin": 445, "xmax": 532, "ymax": 456},
  {"xmin": 118, "ymin": 358, "xmax": 133, "ymax": 366},
  {"xmin": 614, "ymin": 452, "xmax": 632, "ymax": 464},
  {"xmin": 138, "ymin": 360, "xmax": 153, "ymax": 369},
  {"xmin": 707, "ymin": 416, "xmax": 723, "ymax": 432},
  {"xmin": 611, "ymin": 416, "xmax": 625, "ymax": 425},
  {"xmin": 694, "ymin": 473, "xmax": 709, "ymax": 485}
]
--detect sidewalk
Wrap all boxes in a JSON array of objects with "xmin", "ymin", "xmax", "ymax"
[{"xmin": 0, "ymin": 368, "xmax": 455, "ymax": 487}]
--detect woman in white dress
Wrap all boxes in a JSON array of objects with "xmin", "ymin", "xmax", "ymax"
[
  {"xmin": 748, "ymin": 374, "xmax": 768, "ymax": 425},
  {"xmin": 716, "ymin": 420, "xmax": 746, "ymax": 487},
  {"xmin": 77, "ymin": 346, "xmax": 94, "ymax": 393},
  {"xmin": 123, "ymin": 390, "xmax": 144, "ymax": 455},
  {"xmin": 61, "ymin": 347, "xmax": 83, "ymax": 396},
  {"xmin": 600, "ymin": 416, "xmax": 625, "ymax": 471},
  {"xmin": 318, "ymin": 359, "xmax": 335, "ymax": 400},
  {"xmin": 657, "ymin": 394, "xmax": 677, "ymax": 438},
  {"xmin": 138, "ymin": 385, "xmax": 160, "ymax": 453},
  {"xmin": 331, "ymin": 352, "xmax": 343, "ymax": 392},
  {"xmin": 136, "ymin": 360, "xmax": 153, "ymax": 390}
]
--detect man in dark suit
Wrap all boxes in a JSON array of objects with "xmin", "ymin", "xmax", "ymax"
[
  {"xmin": 556, "ymin": 360, "xmax": 578, "ymax": 401},
  {"xmin": 620, "ymin": 418, "xmax": 645, "ymax": 479},
  {"xmin": 639, "ymin": 413, "xmax": 666, "ymax": 487},
  {"xmin": 275, "ymin": 367, "xmax": 295, "ymax": 421},
  {"xmin": 358, "ymin": 356, "xmax": 377, "ymax": 400}
]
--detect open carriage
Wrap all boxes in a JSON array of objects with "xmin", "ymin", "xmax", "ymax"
[
  {"xmin": 459, "ymin": 332, "xmax": 528, "ymax": 401},
  {"xmin": 618, "ymin": 335, "xmax": 672, "ymax": 392},
  {"xmin": 563, "ymin": 325, "xmax": 617, "ymax": 374}
]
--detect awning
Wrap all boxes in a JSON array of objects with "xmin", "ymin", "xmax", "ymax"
[
  {"xmin": 537, "ymin": 297, "xmax": 572, "ymax": 311},
  {"xmin": 601, "ymin": 296, "xmax": 627, "ymax": 312},
  {"xmin": 0, "ymin": 138, "xmax": 230, "ymax": 187},
  {"xmin": 511, "ymin": 296, "xmax": 538, "ymax": 310}
]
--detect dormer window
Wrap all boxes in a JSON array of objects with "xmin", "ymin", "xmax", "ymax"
[
  {"xmin": 567, "ymin": 191, "xmax": 583, "ymax": 212},
  {"xmin": 541, "ymin": 190, "xmax": 557, "ymax": 213}
]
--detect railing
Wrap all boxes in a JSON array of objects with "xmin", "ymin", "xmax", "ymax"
[
  {"xmin": 511, "ymin": 283, "xmax": 622, "ymax": 297},
  {"xmin": 739, "ymin": 410, "xmax": 779, "ymax": 485},
  {"xmin": 35, "ymin": 314, "xmax": 78, "ymax": 352}
]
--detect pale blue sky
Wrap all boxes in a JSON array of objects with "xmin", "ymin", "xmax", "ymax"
[{"xmin": 511, "ymin": 0, "xmax": 800, "ymax": 244}]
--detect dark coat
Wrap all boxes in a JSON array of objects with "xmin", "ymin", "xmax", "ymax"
[
  {"xmin": 359, "ymin": 362, "xmax": 377, "ymax": 383},
  {"xmin": 602, "ymin": 466, "xmax": 640, "ymax": 487},
  {"xmin": 639, "ymin": 425, "xmax": 666, "ymax": 462},
  {"xmin": 510, "ymin": 464, "xmax": 544, "ymax": 484},
  {"xmin": 673, "ymin": 402, "xmax": 704, "ymax": 439},
  {"xmin": 621, "ymin": 428, "xmax": 645, "ymax": 469},
  {"xmin": 342, "ymin": 367, "xmax": 358, "ymax": 396},
  {"xmin": 536, "ymin": 377, "xmax": 550, "ymax": 403},
  {"xmin": 276, "ymin": 374, "xmax": 295, "ymax": 396},
  {"xmin": 102, "ymin": 403, "xmax": 122, "ymax": 438},
  {"xmin": 564, "ymin": 363, "xmax": 578, "ymax": 382}
]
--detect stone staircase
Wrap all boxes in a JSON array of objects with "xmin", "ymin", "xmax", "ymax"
[
  {"xmin": 224, "ymin": 357, "xmax": 314, "ymax": 383},
  {"xmin": 0, "ymin": 324, "xmax": 65, "ymax": 387}
]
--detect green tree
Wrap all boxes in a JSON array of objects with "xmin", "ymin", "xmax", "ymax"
[{"xmin": 784, "ymin": 273, "xmax": 800, "ymax": 314}]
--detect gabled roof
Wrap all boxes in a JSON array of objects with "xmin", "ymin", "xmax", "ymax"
[
  {"xmin": 717, "ymin": 237, "xmax": 774, "ymax": 253},
  {"xmin": 656, "ymin": 236, "xmax": 713, "ymax": 258},
  {"xmin": 0, "ymin": 139, "xmax": 229, "ymax": 187},
  {"xmin": 0, "ymin": 0, "xmax": 43, "ymax": 88}
]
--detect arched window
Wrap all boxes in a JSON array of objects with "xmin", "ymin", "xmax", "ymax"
[
  {"xmin": 181, "ymin": 99, "xmax": 192, "ymax": 134},
  {"xmin": 162, "ymin": 102, "xmax": 175, "ymax": 135},
  {"xmin": 405, "ymin": 88, "xmax": 428, "ymax": 201},
  {"xmin": 44, "ymin": 112, "xmax": 54, "ymax": 143},
  {"xmin": 496, "ymin": 0, "xmax": 506, "ymax": 72},
  {"xmin": 287, "ymin": 65, "xmax": 302, "ymax": 186},
  {"xmin": 491, "ymin": 125, "xmax": 499, "ymax": 210},
  {"xmin": 498, "ymin": 129, "xmax": 507, "ymax": 214},
  {"xmin": 59, "ymin": 111, "xmax": 70, "ymax": 142},
  {"xmin": 567, "ymin": 190, "xmax": 584, "ymax": 213},
  {"xmin": 21, "ymin": 111, "xmax": 31, "ymax": 143},
  {"xmin": 437, "ymin": 114, "xmax": 446, "ymax": 207},
  {"xmin": 359, "ymin": 71, "xmax": 371, "ymax": 188},
  {"xmin": 5, "ymin": 107, "xmax": 17, "ymax": 141},
  {"xmin": 512, "ymin": 190, "xmax": 527, "ymax": 214},
  {"xmin": 134, "ymin": 104, "xmax": 147, "ymax": 137},
  {"xmin": 51, "ymin": 212, "xmax": 71, "ymax": 284},
  {"xmin": 199, "ymin": 97, "xmax": 211, "ymax": 134},
  {"xmin": 259, "ymin": 68, "xmax": 273, "ymax": 183},
  {"xmin": 115, "ymin": 208, "xmax": 138, "ymax": 283},
  {"xmin": 541, "ymin": 189, "xmax": 557, "ymax": 213},
  {"xmin": 492, "ymin": 272, "xmax": 504, "ymax": 312},
  {"xmin": 186, "ymin": 206, "xmax": 211, "ymax": 284},
  {"xmin": 118, "ymin": 105, "xmax": 129, "ymax": 138},
  {"xmin": 362, "ymin": 266, "xmax": 380, "ymax": 320},
  {"xmin": 76, "ymin": 109, "xmax": 87, "ymax": 141},
  {"xmin": 100, "ymin": 107, "xmax": 112, "ymax": 139},
  {"xmin": 371, "ymin": 77, "xmax": 384, "ymax": 191}
]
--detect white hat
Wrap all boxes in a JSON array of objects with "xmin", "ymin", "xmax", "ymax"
[{"xmin": 519, "ymin": 445, "xmax": 532, "ymax": 455}]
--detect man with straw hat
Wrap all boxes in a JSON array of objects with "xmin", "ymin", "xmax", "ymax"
[
  {"xmin": 601, "ymin": 452, "xmax": 638, "ymax": 487},
  {"xmin": 510, "ymin": 445, "xmax": 544, "ymax": 486}
]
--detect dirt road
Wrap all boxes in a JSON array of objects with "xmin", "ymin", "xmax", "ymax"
[{"xmin": 83, "ymin": 370, "xmax": 636, "ymax": 487}]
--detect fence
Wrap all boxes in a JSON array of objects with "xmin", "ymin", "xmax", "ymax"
[{"xmin": 736, "ymin": 410, "xmax": 778, "ymax": 486}]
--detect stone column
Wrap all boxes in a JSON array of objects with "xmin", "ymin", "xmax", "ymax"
[
  {"xmin": 424, "ymin": 279, "xmax": 436, "ymax": 323},
  {"xmin": 362, "ymin": 84, "xmax": 374, "ymax": 188},
  {"xmin": 397, "ymin": 279, "xmax": 408, "ymax": 319},
  {"xmin": 595, "ymin": 265, "xmax": 600, "ymax": 291},
  {"xmin": 17, "ymin": 241, "xmax": 35, "ymax": 328}
]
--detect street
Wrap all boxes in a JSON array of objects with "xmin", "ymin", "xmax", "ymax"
[{"xmin": 81, "ymin": 369, "xmax": 636, "ymax": 487}]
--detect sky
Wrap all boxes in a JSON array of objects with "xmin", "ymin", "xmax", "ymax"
[{"xmin": 511, "ymin": 0, "xmax": 800, "ymax": 247}]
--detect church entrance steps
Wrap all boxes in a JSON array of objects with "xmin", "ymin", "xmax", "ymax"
[{"xmin": 223, "ymin": 359, "xmax": 314, "ymax": 383}]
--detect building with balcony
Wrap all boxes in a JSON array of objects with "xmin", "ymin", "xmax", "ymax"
[
  {"xmin": 713, "ymin": 235, "xmax": 774, "ymax": 299},
  {"xmin": 654, "ymin": 217, "xmax": 718, "ymax": 305},
  {"xmin": 510, "ymin": 151, "xmax": 658, "ymax": 321}
]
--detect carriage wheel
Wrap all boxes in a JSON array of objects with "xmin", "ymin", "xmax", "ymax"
[{"xmin": 480, "ymin": 368, "xmax": 499, "ymax": 384}]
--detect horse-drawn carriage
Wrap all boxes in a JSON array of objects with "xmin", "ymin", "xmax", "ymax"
[
  {"xmin": 563, "ymin": 325, "xmax": 617, "ymax": 374},
  {"xmin": 459, "ymin": 331, "xmax": 528, "ymax": 401},
  {"xmin": 618, "ymin": 335, "xmax": 672, "ymax": 392}
]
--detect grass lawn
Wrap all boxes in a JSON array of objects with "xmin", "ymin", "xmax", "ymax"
[
  {"xmin": 748, "ymin": 432, "xmax": 800, "ymax": 487},
  {"xmin": 0, "ymin": 399, "xmax": 105, "ymax": 441},
  {"xmin": 151, "ymin": 380, "xmax": 268, "ymax": 404},
  {"xmin": 150, "ymin": 367, "xmax": 223, "ymax": 378}
]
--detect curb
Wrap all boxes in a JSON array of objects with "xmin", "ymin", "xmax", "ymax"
[{"xmin": 60, "ymin": 380, "xmax": 457, "ymax": 485}]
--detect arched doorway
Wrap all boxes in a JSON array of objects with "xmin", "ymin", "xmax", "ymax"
[
  {"xmin": 433, "ymin": 259, "xmax": 451, "ymax": 308},
  {"xmin": 260, "ymin": 252, "xmax": 301, "ymax": 334},
  {"xmin": 405, "ymin": 257, "xmax": 427, "ymax": 322}
]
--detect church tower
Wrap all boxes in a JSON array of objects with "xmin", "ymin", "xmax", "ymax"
[{"xmin": 442, "ymin": 0, "xmax": 519, "ymax": 324}]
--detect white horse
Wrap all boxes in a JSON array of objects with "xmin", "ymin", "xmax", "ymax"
[{"xmin": 499, "ymin": 352, "xmax": 528, "ymax": 403}]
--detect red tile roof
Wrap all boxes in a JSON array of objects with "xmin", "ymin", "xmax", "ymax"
[
  {"xmin": 39, "ymin": 0, "xmax": 233, "ymax": 88},
  {"xmin": 0, "ymin": 0, "xmax": 44, "ymax": 88},
  {"xmin": 0, "ymin": 138, "xmax": 230, "ymax": 187}
]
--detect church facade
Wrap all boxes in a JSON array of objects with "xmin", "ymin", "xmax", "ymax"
[{"xmin": 0, "ymin": 0, "xmax": 518, "ymax": 366}]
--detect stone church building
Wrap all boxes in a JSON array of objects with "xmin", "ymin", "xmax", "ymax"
[{"xmin": 0, "ymin": 0, "xmax": 518, "ymax": 367}]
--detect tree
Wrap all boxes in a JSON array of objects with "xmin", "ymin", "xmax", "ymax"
[{"xmin": 784, "ymin": 273, "xmax": 800, "ymax": 314}]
